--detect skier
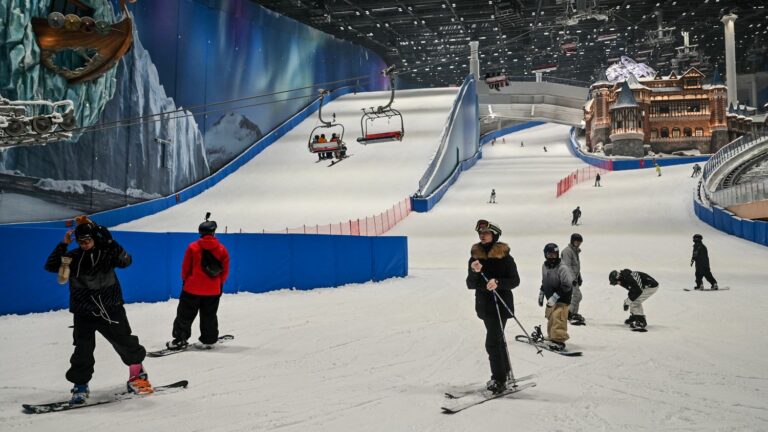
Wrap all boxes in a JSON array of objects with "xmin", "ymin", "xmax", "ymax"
[
  {"xmin": 489, "ymin": 189, "xmax": 496, "ymax": 204},
  {"xmin": 543, "ymin": 146, "xmax": 548, "ymax": 152},
  {"xmin": 562, "ymin": 234, "xmax": 585, "ymax": 325},
  {"xmin": 690, "ymin": 164, "xmax": 698, "ymax": 177},
  {"xmin": 609, "ymin": 269, "xmax": 659, "ymax": 329},
  {"xmin": 44, "ymin": 216, "xmax": 152, "ymax": 405},
  {"xmin": 520, "ymin": 141, "xmax": 524, "ymax": 147},
  {"xmin": 655, "ymin": 164, "xmax": 662, "ymax": 177},
  {"xmin": 467, "ymin": 220, "xmax": 520, "ymax": 394},
  {"xmin": 538, "ymin": 243, "xmax": 574, "ymax": 351},
  {"xmin": 571, "ymin": 206, "xmax": 581, "ymax": 226},
  {"xmin": 691, "ymin": 234, "xmax": 718, "ymax": 290},
  {"xmin": 166, "ymin": 213, "xmax": 230, "ymax": 351},
  {"xmin": 594, "ymin": 173, "xmax": 601, "ymax": 187}
]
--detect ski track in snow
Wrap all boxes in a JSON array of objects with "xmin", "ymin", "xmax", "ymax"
[{"xmin": 1, "ymin": 104, "xmax": 767, "ymax": 430}]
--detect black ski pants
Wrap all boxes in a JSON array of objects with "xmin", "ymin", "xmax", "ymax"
[
  {"xmin": 67, "ymin": 306, "xmax": 146, "ymax": 385},
  {"xmin": 695, "ymin": 267, "xmax": 717, "ymax": 287},
  {"xmin": 172, "ymin": 291, "xmax": 221, "ymax": 345},
  {"xmin": 482, "ymin": 316, "xmax": 510, "ymax": 381}
]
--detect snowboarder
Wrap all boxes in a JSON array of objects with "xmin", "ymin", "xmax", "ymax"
[
  {"xmin": 489, "ymin": 189, "xmax": 496, "ymax": 204},
  {"xmin": 594, "ymin": 173, "xmax": 601, "ymax": 187},
  {"xmin": 571, "ymin": 206, "xmax": 581, "ymax": 226},
  {"xmin": 467, "ymin": 220, "xmax": 520, "ymax": 394},
  {"xmin": 166, "ymin": 213, "xmax": 231, "ymax": 351},
  {"xmin": 691, "ymin": 234, "xmax": 718, "ymax": 290},
  {"xmin": 44, "ymin": 216, "xmax": 152, "ymax": 405},
  {"xmin": 538, "ymin": 243, "xmax": 574, "ymax": 351},
  {"xmin": 562, "ymin": 234, "xmax": 585, "ymax": 325},
  {"xmin": 609, "ymin": 269, "xmax": 659, "ymax": 329}
]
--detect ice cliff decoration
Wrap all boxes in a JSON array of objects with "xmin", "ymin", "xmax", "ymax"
[
  {"xmin": 605, "ymin": 56, "xmax": 656, "ymax": 83},
  {"xmin": 204, "ymin": 113, "xmax": 263, "ymax": 172}
]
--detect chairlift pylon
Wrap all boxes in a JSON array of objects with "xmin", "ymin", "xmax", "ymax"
[
  {"xmin": 308, "ymin": 89, "xmax": 347, "ymax": 160},
  {"xmin": 357, "ymin": 66, "xmax": 404, "ymax": 145}
]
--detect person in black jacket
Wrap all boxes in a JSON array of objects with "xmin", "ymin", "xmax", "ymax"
[
  {"xmin": 538, "ymin": 243, "xmax": 574, "ymax": 350},
  {"xmin": 466, "ymin": 220, "xmax": 520, "ymax": 394},
  {"xmin": 691, "ymin": 234, "xmax": 718, "ymax": 290},
  {"xmin": 44, "ymin": 216, "xmax": 152, "ymax": 405},
  {"xmin": 609, "ymin": 269, "xmax": 659, "ymax": 329},
  {"xmin": 571, "ymin": 206, "xmax": 581, "ymax": 225}
]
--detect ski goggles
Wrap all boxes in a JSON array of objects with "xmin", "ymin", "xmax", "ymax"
[{"xmin": 475, "ymin": 219, "xmax": 501, "ymax": 236}]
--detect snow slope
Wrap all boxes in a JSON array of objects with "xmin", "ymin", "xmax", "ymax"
[
  {"xmin": 1, "ymin": 124, "xmax": 767, "ymax": 431},
  {"xmin": 115, "ymin": 88, "xmax": 458, "ymax": 233}
]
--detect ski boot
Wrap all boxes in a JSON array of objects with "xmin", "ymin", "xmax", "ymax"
[
  {"xmin": 569, "ymin": 313, "xmax": 585, "ymax": 325},
  {"xmin": 711, "ymin": 284, "xmax": 719, "ymax": 291},
  {"xmin": 127, "ymin": 365, "xmax": 154, "ymax": 395},
  {"xmin": 632, "ymin": 316, "xmax": 647, "ymax": 329},
  {"xmin": 624, "ymin": 314, "xmax": 638, "ymax": 326},
  {"xmin": 69, "ymin": 384, "xmax": 89, "ymax": 405},
  {"xmin": 195, "ymin": 342, "xmax": 215, "ymax": 350},
  {"xmin": 166, "ymin": 339, "xmax": 188, "ymax": 351},
  {"xmin": 547, "ymin": 340, "xmax": 566, "ymax": 351},
  {"xmin": 486, "ymin": 379, "xmax": 507, "ymax": 395},
  {"xmin": 694, "ymin": 283, "xmax": 704, "ymax": 290}
]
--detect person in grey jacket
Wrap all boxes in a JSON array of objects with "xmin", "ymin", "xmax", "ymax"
[
  {"xmin": 561, "ymin": 233, "xmax": 584, "ymax": 325},
  {"xmin": 538, "ymin": 243, "xmax": 575, "ymax": 351}
]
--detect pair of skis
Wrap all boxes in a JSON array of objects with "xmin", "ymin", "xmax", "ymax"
[
  {"xmin": 23, "ymin": 335, "xmax": 235, "ymax": 414},
  {"xmin": 441, "ymin": 375, "xmax": 537, "ymax": 414}
]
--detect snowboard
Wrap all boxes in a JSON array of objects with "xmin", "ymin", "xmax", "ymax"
[
  {"xmin": 441, "ymin": 382, "xmax": 536, "ymax": 414},
  {"xmin": 514, "ymin": 335, "xmax": 582, "ymax": 356},
  {"xmin": 147, "ymin": 335, "xmax": 234, "ymax": 357},
  {"xmin": 22, "ymin": 380, "xmax": 188, "ymax": 414},
  {"xmin": 683, "ymin": 286, "xmax": 730, "ymax": 292}
]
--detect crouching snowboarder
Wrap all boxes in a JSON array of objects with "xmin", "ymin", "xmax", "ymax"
[{"xmin": 609, "ymin": 269, "xmax": 659, "ymax": 329}]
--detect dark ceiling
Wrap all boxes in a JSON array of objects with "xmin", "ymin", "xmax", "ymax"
[{"xmin": 255, "ymin": 0, "xmax": 768, "ymax": 87}]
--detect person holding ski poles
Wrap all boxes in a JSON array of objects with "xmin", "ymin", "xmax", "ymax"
[{"xmin": 467, "ymin": 220, "xmax": 520, "ymax": 394}]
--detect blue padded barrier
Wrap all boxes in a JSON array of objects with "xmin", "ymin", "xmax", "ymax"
[
  {"xmin": 757, "ymin": 221, "xmax": 768, "ymax": 246},
  {"xmin": 742, "ymin": 219, "xmax": 756, "ymax": 243},
  {"xmin": 692, "ymin": 199, "xmax": 768, "ymax": 248},
  {"xmin": 0, "ymin": 227, "xmax": 407, "ymax": 316},
  {"xmin": 2, "ymin": 87, "xmax": 357, "ymax": 230},
  {"xmin": 732, "ymin": 216, "xmax": 744, "ymax": 238}
]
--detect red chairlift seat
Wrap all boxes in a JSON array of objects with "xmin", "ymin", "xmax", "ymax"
[{"xmin": 357, "ymin": 130, "xmax": 402, "ymax": 144}]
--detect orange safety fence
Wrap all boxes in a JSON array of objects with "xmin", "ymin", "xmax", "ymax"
[
  {"xmin": 556, "ymin": 165, "xmax": 610, "ymax": 197},
  {"xmin": 227, "ymin": 197, "xmax": 413, "ymax": 236}
]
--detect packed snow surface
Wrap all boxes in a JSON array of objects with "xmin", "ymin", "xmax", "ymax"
[{"xmin": 1, "ymin": 123, "xmax": 767, "ymax": 431}]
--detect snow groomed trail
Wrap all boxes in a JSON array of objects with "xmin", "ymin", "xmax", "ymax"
[{"xmin": 1, "ymin": 123, "xmax": 767, "ymax": 431}]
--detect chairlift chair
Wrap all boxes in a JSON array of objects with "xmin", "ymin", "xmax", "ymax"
[
  {"xmin": 357, "ymin": 66, "xmax": 404, "ymax": 145},
  {"xmin": 308, "ymin": 90, "xmax": 347, "ymax": 159}
]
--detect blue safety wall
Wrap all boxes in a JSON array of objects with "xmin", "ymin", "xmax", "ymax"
[
  {"xmin": 567, "ymin": 128, "xmax": 710, "ymax": 170},
  {"xmin": 693, "ymin": 201, "xmax": 768, "ymax": 247},
  {"xmin": 4, "ymin": 88, "xmax": 354, "ymax": 230},
  {"xmin": 411, "ymin": 120, "xmax": 543, "ymax": 212},
  {"xmin": 0, "ymin": 227, "xmax": 408, "ymax": 316}
]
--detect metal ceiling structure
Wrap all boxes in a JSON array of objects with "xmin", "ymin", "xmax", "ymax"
[{"xmin": 255, "ymin": 0, "xmax": 767, "ymax": 86}]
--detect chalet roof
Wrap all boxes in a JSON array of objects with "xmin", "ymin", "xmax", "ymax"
[
  {"xmin": 681, "ymin": 67, "xmax": 704, "ymax": 78},
  {"xmin": 591, "ymin": 69, "xmax": 611, "ymax": 87},
  {"xmin": 611, "ymin": 81, "xmax": 639, "ymax": 110},
  {"xmin": 710, "ymin": 69, "xmax": 725, "ymax": 86}
]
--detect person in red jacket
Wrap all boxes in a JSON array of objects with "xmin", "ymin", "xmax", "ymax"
[{"xmin": 166, "ymin": 213, "xmax": 230, "ymax": 350}]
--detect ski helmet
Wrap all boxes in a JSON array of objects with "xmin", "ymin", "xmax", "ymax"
[
  {"xmin": 570, "ymin": 233, "xmax": 583, "ymax": 244},
  {"xmin": 199, "ymin": 212, "xmax": 218, "ymax": 236},
  {"xmin": 475, "ymin": 219, "xmax": 502, "ymax": 237},
  {"xmin": 543, "ymin": 243, "xmax": 559, "ymax": 257},
  {"xmin": 693, "ymin": 234, "xmax": 703, "ymax": 242},
  {"xmin": 609, "ymin": 270, "xmax": 619, "ymax": 285},
  {"xmin": 74, "ymin": 222, "xmax": 96, "ymax": 241}
]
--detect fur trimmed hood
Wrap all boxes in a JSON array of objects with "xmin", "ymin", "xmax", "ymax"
[{"xmin": 471, "ymin": 242, "xmax": 510, "ymax": 259}]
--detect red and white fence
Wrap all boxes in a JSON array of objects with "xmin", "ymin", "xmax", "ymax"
[
  {"xmin": 556, "ymin": 166, "xmax": 609, "ymax": 197},
  {"xmin": 228, "ymin": 198, "xmax": 412, "ymax": 236}
]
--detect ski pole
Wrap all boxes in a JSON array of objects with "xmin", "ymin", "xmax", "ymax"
[
  {"xmin": 492, "ymin": 292, "xmax": 516, "ymax": 385},
  {"xmin": 480, "ymin": 272, "xmax": 543, "ymax": 356}
]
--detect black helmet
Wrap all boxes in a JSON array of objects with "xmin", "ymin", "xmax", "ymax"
[
  {"xmin": 609, "ymin": 270, "xmax": 619, "ymax": 285},
  {"xmin": 543, "ymin": 243, "xmax": 559, "ymax": 257},
  {"xmin": 74, "ymin": 221, "xmax": 96, "ymax": 240},
  {"xmin": 475, "ymin": 219, "xmax": 502, "ymax": 237},
  {"xmin": 693, "ymin": 234, "xmax": 703, "ymax": 242},
  {"xmin": 570, "ymin": 233, "xmax": 583, "ymax": 244},
  {"xmin": 199, "ymin": 212, "xmax": 217, "ymax": 236}
]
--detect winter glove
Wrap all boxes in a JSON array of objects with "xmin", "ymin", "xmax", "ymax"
[
  {"xmin": 577, "ymin": 275, "xmax": 583, "ymax": 286},
  {"xmin": 470, "ymin": 260, "xmax": 482, "ymax": 273},
  {"xmin": 690, "ymin": 259, "xmax": 694, "ymax": 267},
  {"xmin": 547, "ymin": 292, "xmax": 560, "ymax": 307},
  {"xmin": 58, "ymin": 256, "xmax": 72, "ymax": 285},
  {"xmin": 623, "ymin": 298, "xmax": 631, "ymax": 311},
  {"xmin": 538, "ymin": 290, "xmax": 545, "ymax": 307}
]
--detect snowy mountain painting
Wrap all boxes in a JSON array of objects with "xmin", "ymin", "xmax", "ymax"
[{"xmin": 204, "ymin": 113, "xmax": 263, "ymax": 172}]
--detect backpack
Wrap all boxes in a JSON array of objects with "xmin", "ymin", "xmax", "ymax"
[{"xmin": 201, "ymin": 248, "xmax": 223, "ymax": 277}]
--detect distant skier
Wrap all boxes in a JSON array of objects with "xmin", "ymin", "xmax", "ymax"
[
  {"xmin": 44, "ymin": 216, "xmax": 153, "ymax": 405},
  {"xmin": 571, "ymin": 206, "xmax": 581, "ymax": 226},
  {"xmin": 489, "ymin": 189, "xmax": 496, "ymax": 204},
  {"xmin": 538, "ymin": 243, "xmax": 574, "ymax": 351},
  {"xmin": 609, "ymin": 269, "xmax": 659, "ymax": 329},
  {"xmin": 594, "ymin": 173, "xmax": 601, "ymax": 187},
  {"xmin": 691, "ymin": 234, "xmax": 718, "ymax": 290},
  {"xmin": 520, "ymin": 141, "xmax": 524, "ymax": 147},
  {"xmin": 562, "ymin": 233, "xmax": 585, "ymax": 325},
  {"xmin": 166, "ymin": 213, "xmax": 230, "ymax": 351},
  {"xmin": 691, "ymin": 163, "xmax": 702, "ymax": 177},
  {"xmin": 655, "ymin": 164, "xmax": 662, "ymax": 177},
  {"xmin": 467, "ymin": 220, "xmax": 520, "ymax": 394},
  {"xmin": 543, "ymin": 146, "xmax": 548, "ymax": 152}
]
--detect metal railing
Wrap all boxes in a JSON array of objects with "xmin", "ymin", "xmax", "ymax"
[
  {"xmin": 707, "ymin": 178, "xmax": 768, "ymax": 208},
  {"xmin": 702, "ymin": 131, "xmax": 768, "ymax": 182}
]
